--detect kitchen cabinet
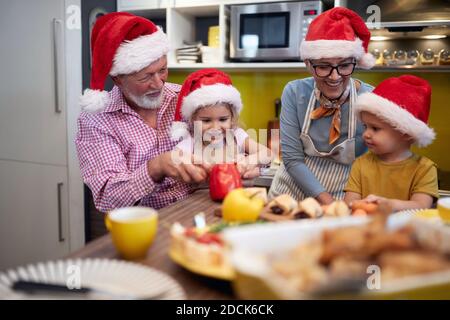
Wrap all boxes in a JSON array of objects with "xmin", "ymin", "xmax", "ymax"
[
  {"xmin": 117, "ymin": 0, "xmax": 167, "ymax": 11},
  {"xmin": 0, "ymin": 160, "xmax": 69, "ymax": 270},
  {"xmin": 117, "ymin": 0, "xmax": 284, "ymax": 11},
  {"xmin": 345, "ymin": 0, "xmax": 450, "ymax": 72},
  {"xmin": 118, "ymin": 0, "xmax": 449, "ymax": 71},
  {"xmin": 0, "ymin": 0, "xmax": 84, "ymax": 270},
  {"xmin": 118, "ymin": 0, "xmax": 318, "ymax": 69},
  {"xmin": 0, "ymin": 0, "xmax": 67, "ymax": 165}
]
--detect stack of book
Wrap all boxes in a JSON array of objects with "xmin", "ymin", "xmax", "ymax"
[
  {"xmin": 176, "ymin": 41, "xmax": 202, "ymax": 64},
  {"xmin": 201, "ymin": 46, "xmax": 221, "ymax": 64}
]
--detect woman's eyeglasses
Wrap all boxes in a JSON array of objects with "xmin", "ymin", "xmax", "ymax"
[{"xmin": 310, "ymin": 61, "xmax": 356, "ymax": 78}]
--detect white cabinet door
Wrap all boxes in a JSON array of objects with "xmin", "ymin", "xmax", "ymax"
[
  {"xmin": 0, "ymin": 160, "xmax": 69, "ymax": 270},
  {"xmin": 0, "ymin": 0, "xmax": 67, "ymax": 166}
]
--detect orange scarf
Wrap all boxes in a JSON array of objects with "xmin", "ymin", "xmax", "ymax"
[{"xmin": 310, "ymin": 86, "xmax": 350, "ymax": 145}]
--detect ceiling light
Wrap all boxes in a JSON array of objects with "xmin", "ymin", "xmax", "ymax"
[
  {"xmin": 422, "ymin": 35, "xmax": 447, "ymax": 40},
  {"xmin": 371, "ymin": 36, "xmax": 390, "ymax": 41}
]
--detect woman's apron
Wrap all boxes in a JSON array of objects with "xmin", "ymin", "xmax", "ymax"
[{"xmin": 269, "ymin": 79, "xmax": 358, "ymax": 201}]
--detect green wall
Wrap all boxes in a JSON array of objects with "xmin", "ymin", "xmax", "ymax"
[{"xmin": 169, "ymin": 70, "xmax": 450, "ymax": 172}]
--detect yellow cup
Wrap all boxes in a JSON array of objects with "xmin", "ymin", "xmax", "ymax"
[
  {"xmin": 105, "ymin": 207, "xmax": 158, "ymax": 260},
  {"xmin": 437, "ymin": 197, "xmax": 450, "ymax": 223}
]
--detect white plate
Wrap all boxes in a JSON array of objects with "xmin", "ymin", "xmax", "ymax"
[
  {"xmin": 386, "ymin": 208, "xmax": 423, "ymax": 228},
  {"xmin": 0, "ymin": 258, "xmax": 186, "ymax": 300},
  {"xmin": 224, "ymin": 208, "xmax": 450, "ymax": 299}
]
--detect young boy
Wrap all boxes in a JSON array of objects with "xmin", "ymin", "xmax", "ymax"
[{"xmin": 344, "ymin": 75, "xmax": 439, "ymax": 212}]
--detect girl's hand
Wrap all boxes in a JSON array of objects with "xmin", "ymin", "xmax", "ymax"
[
  {"xmin": 242, "ymin": 166, "xmax": 260, "ymax": 179},
  {"xmin": 236, "ymin": 155, "xmax": 260, "ymax": 179}
]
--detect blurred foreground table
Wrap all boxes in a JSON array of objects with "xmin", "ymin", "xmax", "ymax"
[{"xmin": 68, "ymin": 189, "xmax": 233, "ymax": 300}]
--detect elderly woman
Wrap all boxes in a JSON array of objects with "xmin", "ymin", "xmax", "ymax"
[{"xmin": 269, "ymin": 7, "xmax": 376, "ymax": 204}]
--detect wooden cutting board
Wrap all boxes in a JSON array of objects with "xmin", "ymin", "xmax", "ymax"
[{"xmin": 214, "ymin": 206, "xmax": 294, "ymax": 222}]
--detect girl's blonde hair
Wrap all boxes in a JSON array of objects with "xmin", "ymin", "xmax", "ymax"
[{"xmin": 189, "ymin": 102, "xmax": 239, "ymax": 134}]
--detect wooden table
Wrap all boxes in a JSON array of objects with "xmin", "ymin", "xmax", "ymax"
[{"xmin": 68, "ymin": 189, "xmax": 234, "ymax": 300}]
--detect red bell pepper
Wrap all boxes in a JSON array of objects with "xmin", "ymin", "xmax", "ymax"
[{"xmin": 209, "ymin": 164, "xmax": 242, "ymax": 201}]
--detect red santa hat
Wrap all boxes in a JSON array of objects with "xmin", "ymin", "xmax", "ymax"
[
  {"xmin": 355, "ymin": 75, "xmax": 435, "ymax": 147},
  {"xmin": 80, "ymin": 12, "xmax": 169, "ymax": 113},
  {"xmin": 171, "ymin": 69, "xmax": 243, "ymax": 141},
  {"xmin": 300, "ymin": 7, "xmax": 375, "ymax": 69}
]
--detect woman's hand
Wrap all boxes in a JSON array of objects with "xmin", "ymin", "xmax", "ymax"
[{"xmin": 316, "ymin": 192, "xmax": 334, "ymax": 205}]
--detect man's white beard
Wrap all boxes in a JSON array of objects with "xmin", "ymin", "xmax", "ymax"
[{"xmin": 127, "ymin": 90, "xmax": 164, "ymax": 110}]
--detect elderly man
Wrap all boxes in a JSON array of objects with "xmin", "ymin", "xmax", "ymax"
[{"xmin": 76, "ymin": 12, "xmax": 207, "ymax": 212}]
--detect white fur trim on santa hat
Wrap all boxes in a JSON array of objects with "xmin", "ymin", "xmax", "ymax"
[
  {"xmin": 355, "ymin": 92, "xmax": 435, "ymax": 147},
  {"xmin": 300, "ymin": 38, "xmax": 375, "ymax": 69},
  {"xmin": 110, "ymin": 29, "xmax": 169, "ymax": 76},
  {"xmin": 80, "ymin": 89, "xmax": 111, "ymax": 113},
  {"xmin": 170, "ymin": 121, "xmax": 190, "ymax": 141},
  {"xmin": 358, "ymin": 52, "xmax": 376, "ymax": 69},
  {"xmin": 181, "ymin": 84, "xmax": 242, "ymax": 121}
]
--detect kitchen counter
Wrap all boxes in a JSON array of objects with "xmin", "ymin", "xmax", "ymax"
[{"xmin": 68, "ymin": 189, "xmax": 234, "ymax": 300}]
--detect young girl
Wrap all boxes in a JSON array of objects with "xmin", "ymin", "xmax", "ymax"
[{"xmin": 170, "ymin": 69, "xmax": 272, "ymax": 178}]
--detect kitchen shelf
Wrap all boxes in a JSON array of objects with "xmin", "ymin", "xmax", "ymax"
[
  {"xmin": 368, "ymin": 20, "xmax": 450, "ymax": 29},
  {"xmin": 169, "ymin": 62, "xmax": 306, "ymax": 70},
  {"xmin": 119, "ymin": 1, "xmax": 449, "ymax": 72},
  {"xmin": 368, "ymin": 21, "xmax": 450, "ymax": 40},
  {"xmin": 169, "ymin": 62, "xmax": 450, "ymax": 72},
  {"xmin": 117, "ymin": 0, "xmax": 334, "ymax": 11},
  {"xmin": 368, "ymin": 65, "xmax": 450, "ymax": 72}
]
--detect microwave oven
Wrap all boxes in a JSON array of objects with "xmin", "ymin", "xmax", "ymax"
[{"xmin": 230, "ymin": 1, "xmax": 323, "ymax": 61}]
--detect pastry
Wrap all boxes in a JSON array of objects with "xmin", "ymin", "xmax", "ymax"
[
  {"xmin": 267, "ymin": 194, "xmax": 297, "ymax": 215},
  {"xmin": 291, "ymin": 197, "xmax": 323, "ymax": 219},
  {"xmin": 323, "ymin": 200, "xmax": 351, "ymax": 217},
  {"xmin": 170, "ymin": 223, "xmax": 226, "ymax": 267}
]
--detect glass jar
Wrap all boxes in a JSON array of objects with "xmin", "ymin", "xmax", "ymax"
[
  {"xmin": 438, "ymin": 49, "xmax": 450, "ymax": 65},
  {"xmin": 393, "ymin": 50, "xmax": 407, "ymax": 65},
  {"xmin": 382, "ymin": 49, "xmax": 393, "ymax": 65},
  {"xmin": 406, "ymin": 50, "xmax": 420, "ymax": 65},
  {"xmin": 420, "ymin": 48, "xmax": 435, "ymax": 65},
  {"xmin": 371, "ymin": 49, "xmax": 383, "ymax": 65}
]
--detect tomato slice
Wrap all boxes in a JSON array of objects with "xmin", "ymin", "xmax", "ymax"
[
  {"xmin": 184, "ymin": 228, "xmax": 197, "ymax": 238},
  {"xmin": 197, "ymin": 233, "xmax": 223, "ymax": 245}
]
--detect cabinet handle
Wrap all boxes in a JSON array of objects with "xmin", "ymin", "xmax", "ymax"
[
  {"xmin": 57, "ymin": 182, "xmax": 65, "ymax": 242},
  {"xmin": 52, "ymin": 18, "xmax": 63, "ymax": 114}
]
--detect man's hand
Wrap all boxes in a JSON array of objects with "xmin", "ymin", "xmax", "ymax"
[{"xmin": 147, "ymin": 151, "xmax": 208, "ymax": 184}]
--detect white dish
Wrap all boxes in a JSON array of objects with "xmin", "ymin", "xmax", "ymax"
[
  {"xmin": 0, "ymin": 258, "xmax": 186, "ymax": 300},
  {"xmin": 223, "ymin": 209, "xmax": 450, "ymax": 299}
]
